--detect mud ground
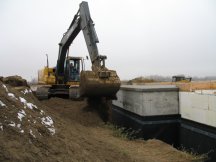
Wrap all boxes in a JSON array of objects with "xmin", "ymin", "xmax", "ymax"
[
  {"xmin": 40, "ymin": 98, "xmax": 201, "ymax": 162},
  {"xmin": 0, "ymin": 77, "xmax": 203, "ymax": 162}
]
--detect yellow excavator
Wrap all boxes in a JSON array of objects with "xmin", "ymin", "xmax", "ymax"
[{"xmin": 36, "ymin": 1, "xmax": 120, "ymax": 100}]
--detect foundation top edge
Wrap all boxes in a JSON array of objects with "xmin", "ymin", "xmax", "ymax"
[{"xmin": 120, "ymin": 85, "xmax": 179, "ymax": 92}]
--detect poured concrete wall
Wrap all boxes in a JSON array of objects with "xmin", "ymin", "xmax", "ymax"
[
  {"xmin": 113, "ymin": 85, "xmax": 179, "ymax": 116},
  {"xmin": 113, "ymin": 85, "xmax": 216, "ymax": 126},
  {"xmin": 112, "ymin": 85, "xmax": 216, "ymax": 162},
  {"xmin": 179, "ymin": 92, "xmax": 216, "ymax": 127}
]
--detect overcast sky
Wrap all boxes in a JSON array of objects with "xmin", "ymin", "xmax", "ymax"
[{"xmin": 0, "ymin": 0, "xmax": 216, "ymax": 81}]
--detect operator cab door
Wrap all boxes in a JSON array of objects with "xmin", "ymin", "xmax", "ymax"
[{"xmin": 66, "ymin": 59, "xmax": 81, "ymax": 82}]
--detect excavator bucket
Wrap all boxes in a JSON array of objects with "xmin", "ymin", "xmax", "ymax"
[{"xmin": 79, "ymin": 70, "xmax": 121, "ymax": 99}]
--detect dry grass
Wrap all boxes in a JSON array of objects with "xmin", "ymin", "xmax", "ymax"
[{"xmin": 141, "ymin": 81, "xmax": 216, "ymax": 92}]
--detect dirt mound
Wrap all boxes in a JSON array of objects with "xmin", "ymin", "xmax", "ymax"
[
  {"xmin": 2, "ymin": 75, "xmax": 28, "ymax": 87},
  {"xmin": 0, "ymin": 80, "xmax": 57, "ymax": 161},
  {"xmin": 41, "ymin": 97, "xmax": 103, "ymax": 127},
  {"xmin": 128, "ymin": 77, "xmax": 155, "ymax": 85}
]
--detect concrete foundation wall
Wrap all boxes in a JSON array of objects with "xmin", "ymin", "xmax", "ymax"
[
  {"xmin": 113, "ymin": 86, "xmax": 216, "ymax": 127},
  {"xmin": 113, "ymin": 85, "xmax": 179, "ymax": 116},
  {"xmin": 112, "ymin": 85, "xmax": 216, "ymax": 162},
  {"xmin": 179, "ymin": 92, "xmax": 216, "ymax": 127}
]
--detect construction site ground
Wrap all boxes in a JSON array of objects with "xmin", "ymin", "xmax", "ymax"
[
  {"xmin": 0, "ymin": 77, "xmax": 204, "ymax": 162},
  {"xmin": 41, "ymin": 98, "xmax": 204, "ymax": 162}
]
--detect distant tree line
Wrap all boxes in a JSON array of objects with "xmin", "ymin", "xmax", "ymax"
[{"xmin": 126, "ymin": 75, "xmax": 216, "ymax": 83}]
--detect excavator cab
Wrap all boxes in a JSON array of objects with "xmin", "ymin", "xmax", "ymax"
[{"xmin": 64, "ymin": 57, "xmax": 82, "ymax": 84}]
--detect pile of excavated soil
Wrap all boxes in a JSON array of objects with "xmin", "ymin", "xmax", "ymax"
[
  {"xmin": 0, "ymin": 78, "xmax": 57, "ymax": 161},
  {"xmin": 2, "ymin": 75, "xmax": 28, "ymax": 87},
  {"xmin": 0, "ymin": 76, "xmax": 203, "ymax": 162}
]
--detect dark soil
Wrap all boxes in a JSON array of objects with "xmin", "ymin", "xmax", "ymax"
[{"xmin": 0, "ymin": 77, "xmax": 203, "ymax": 162}]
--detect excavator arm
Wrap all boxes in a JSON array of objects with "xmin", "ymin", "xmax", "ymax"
[
  {"xmin": 56, "ymin": 10, "xmax": 81, "ymax": 83},
  {"xmin": 57, "ymin": 2, "xmax": 106, "ymax": 82}
]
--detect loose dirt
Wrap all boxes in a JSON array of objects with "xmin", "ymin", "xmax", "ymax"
[
  {"xmin": 0, "ymin": 76, "xmax": 203, "ymax": 162},
  {"xmin": 41, "ymin": 98, "xmax": 202, "ymax": 162}
]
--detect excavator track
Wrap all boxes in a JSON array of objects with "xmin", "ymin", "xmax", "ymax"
[{"xmin": 35, "ymin": 86, "xmax": 49, "ymax": 100}]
